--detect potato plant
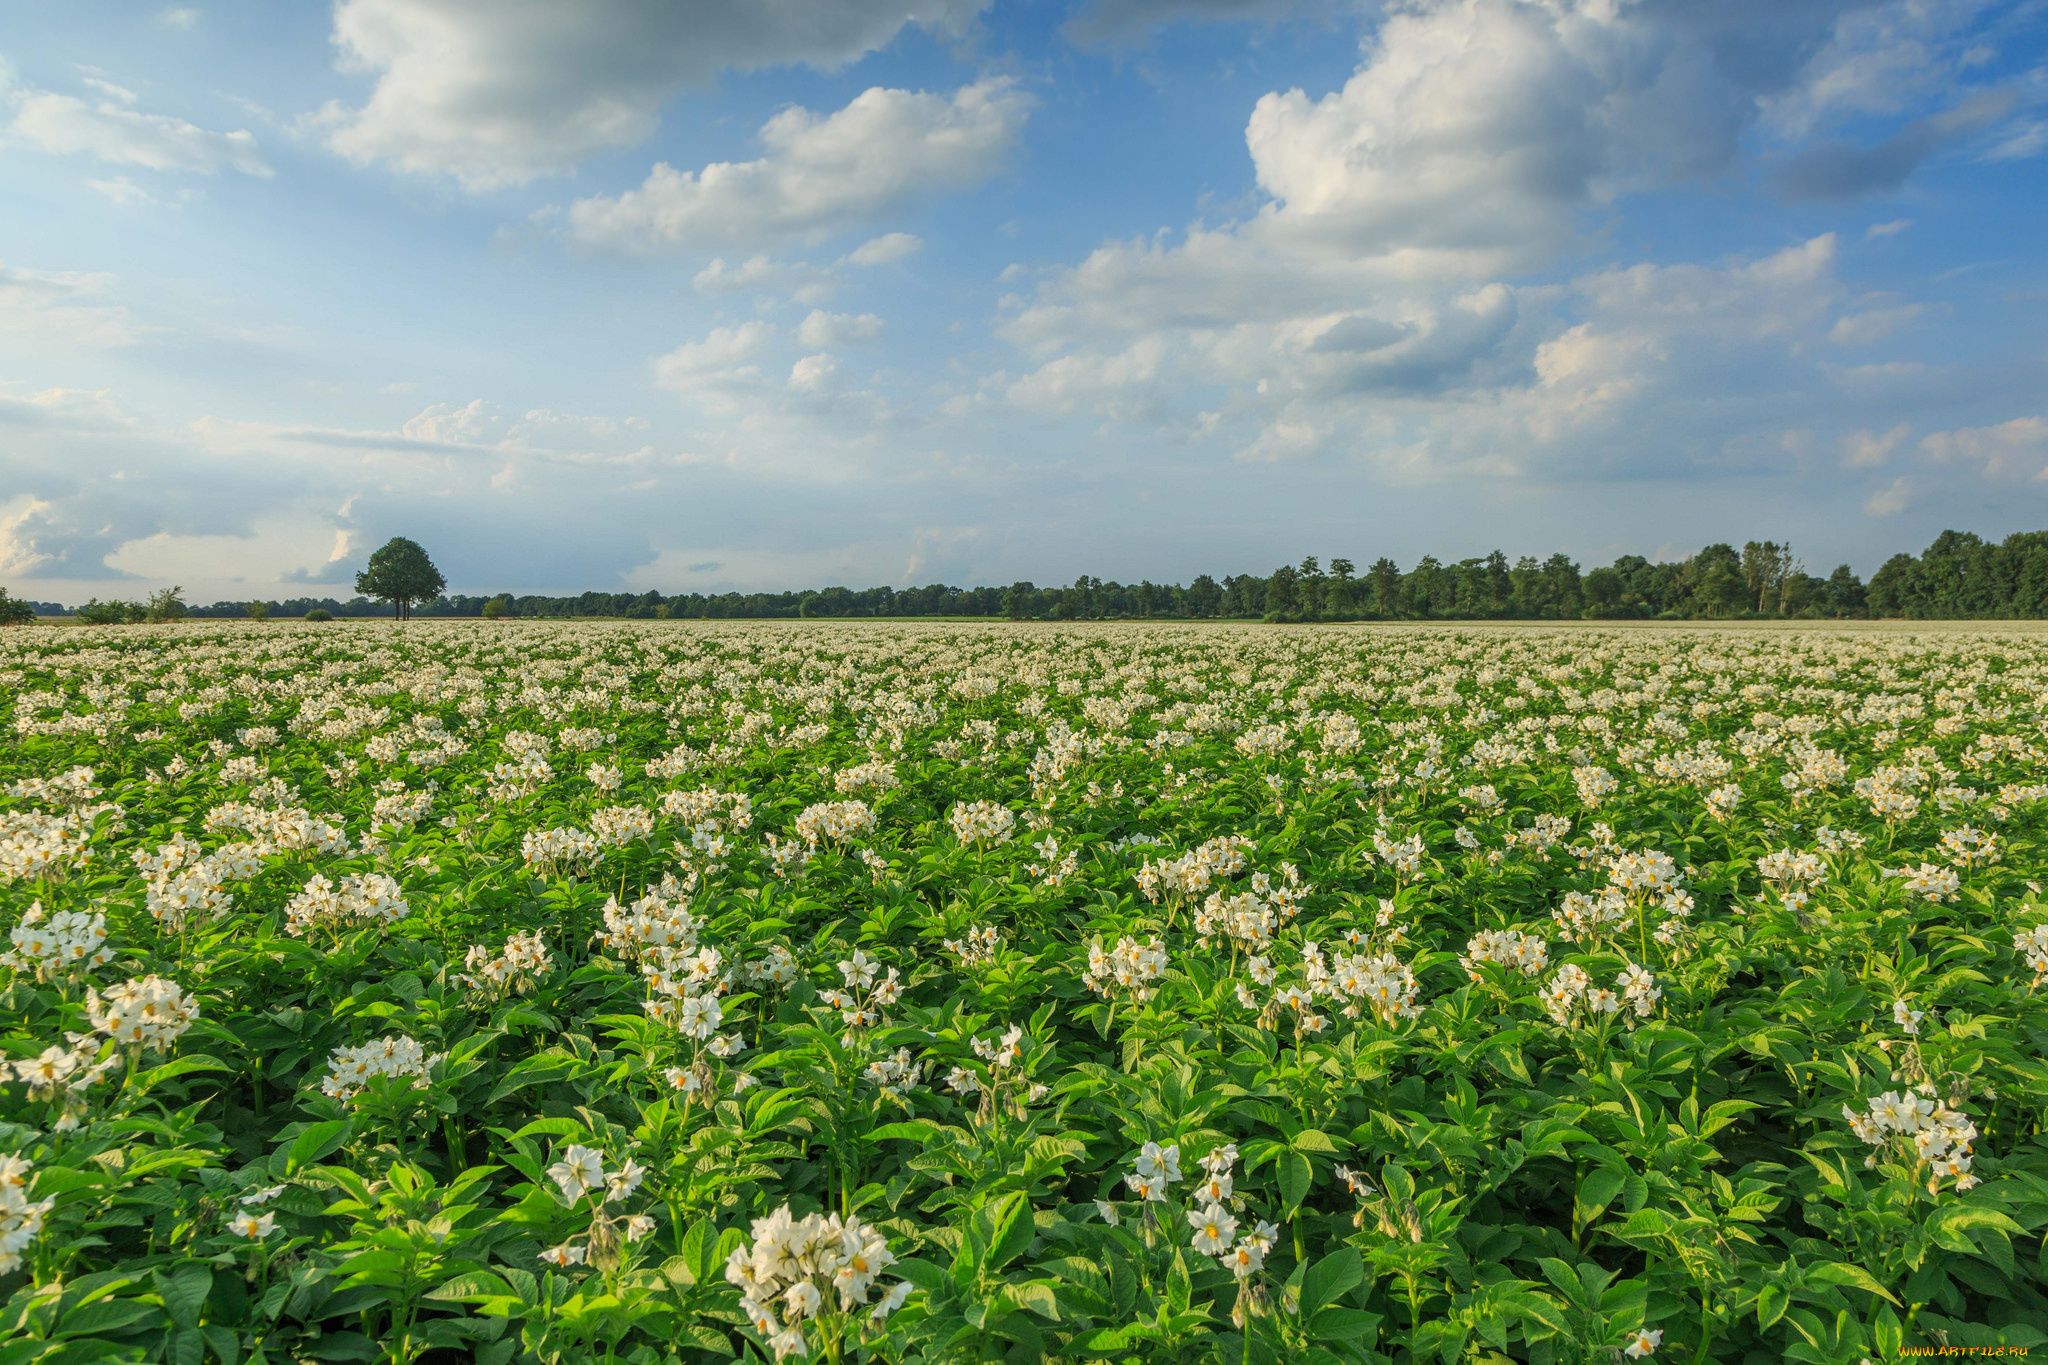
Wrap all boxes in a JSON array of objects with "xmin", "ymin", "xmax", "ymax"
[{"xmin": 3, "ymin": 620, "xmax": 2046, "ymax": 1365}]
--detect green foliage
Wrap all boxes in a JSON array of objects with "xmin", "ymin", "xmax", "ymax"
[
  {"xmin": 356, "ymin": 537, "xmax": 448, "ymax": 621},
  {"xmin": 2, "ymin": 620, "xmax": 2047, "ymax": 1365}
]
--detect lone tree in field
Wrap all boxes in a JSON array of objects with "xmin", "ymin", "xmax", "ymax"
[{"xmin": 356, "ymin": 537, "xmax": 446, "ymax": 620}]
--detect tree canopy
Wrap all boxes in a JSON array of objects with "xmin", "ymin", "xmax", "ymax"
[{"xmin": 355, "ymin": 538, "xmax": 446, "ymax": 620}]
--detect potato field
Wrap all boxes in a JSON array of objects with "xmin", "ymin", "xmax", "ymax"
[{"xmin": 3, "ymin": 620, "xmax": 2046, "ymax": 1365}]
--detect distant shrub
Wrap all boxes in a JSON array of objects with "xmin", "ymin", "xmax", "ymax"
[
  {"xmin": 76, "ymin": 598, "xmax": 145, "ymax": 625},
  {"xmin": 304, "ymin": 609, "xmax": 333, "ymax": 622}
]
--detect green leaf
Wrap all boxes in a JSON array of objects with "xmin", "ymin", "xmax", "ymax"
[
  {"xmin": 1007, "ymin": 1281, "xmax": 1061, "ymax": 1321},
  {"xmin": 139, "ymin": 1054, "xmax": 237, "ymax": 1085},
  {"xmin": 285, "ymin": 1120, "xmax": 353, "ymax": 1175},
  {"xmin": 981, "ymin": 1191, "xmax": 1035, "ymax": 1273},
  {"xmin": 1302, "ymin": 1249, "xmax": 1364, "ymax": 1320},
  {"xmin": 1804, "ymin": 1261, "xmax": 1900, "ymax": 1305},
  {"xmin": 55, "ymin": 1298, "xmax": 159, "ymax": 1338},
  {"xmin": 425, "ymin": 1272, "xmax": 515, "ymax": 1303},
  {"xmin": 155, "ymin": 1265, "xmax": 212, "ymax": 1330},
  {"xmin": 1574, "ymin": 1166, "xmax": 1625, "ymax": 1230},
  {"xmin": 681, "ymin": 1217, "xmax": 717, "ymax": 1285},
  {"xmin": 1279, "ymin": 1150, "xmax": 1315, "ymax": 1216}
]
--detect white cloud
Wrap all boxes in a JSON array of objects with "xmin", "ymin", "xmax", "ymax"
[
  {"xmin": 400, "ymin": 398, "xmax": 498, "ymax": 445},
  {"xmin": 568, "ymin": 80, "xmax": 1029, "ymax": 253},
  {"xmin": 1917, "ymin": 416, "xmax": 2048, "ymax": 479},
  {"xmin": 1865, "ymin": 217, "xmax": 1913, "ymax": 238},
  {"xmin": 0, "ymin": 384, "xmax": 134, "ymax": 429},
  {"xmin": 160, "ymin": 8, "xmax": 201, "ymax": 28},
  {"xmin": 1842, "ymin": 424, "xmax": 1910, "ymax": 468},
  {"xmin": 319, "ymin": 0, "xmax": 991, "ymax": 189},
  {"xmin": 788, "ymin": 353, "xmax": 839, "ymax": 394},
  {"xmin": 1830, "ymin": 302, "xmax": 1925, "ymax": 346},
  {"xmin": 1986, "ymin": 119, "xmax": 2047, "ymax": 161},
  {"xmin": 88, "ymin": 176, "xmax": 171, "ymax": 207},
  {"xmin": 653, "ymin": 321, "xmax": 775, "ymax": 391},
  {"xmin": 7, "ymin": 83, "xmax": 270, "ymax": 176},
  {"xmin": 0, "ymin": 496, "xmax": 56, "ymax": 575},
  {"xmin": 1240, "ymin": 0, "xmax": 1751, "ymax": 273},
  {"xmin": 81, "ymin": 77, "xmax": 138, "ymax": 105},
  {"xmin": 693, "ymin": 256, "xmax": 783, "ymax": 294},
  {"xmin": 842, "ymin": 232, "xmax": 923, "ymax": 266},
  {"xmin": 690, "ymin": 254, "xmax": 838, "ymax": 303},
  {"xmin": 1864, "ymin": 475, "xmax": 1911, "ymax": 516},
  {"xmin": 990, "ymin": 0, "xmax": 1992, "ymax": 481},
  {"xmin": 0, "ymin": 265, "xmax": 144, "ymax": 348},
  {"xmin": 798, "ymin": 310, "xmax": 883, "ymax": 347}
]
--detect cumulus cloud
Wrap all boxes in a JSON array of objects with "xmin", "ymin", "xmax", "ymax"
[
  {"xmin": 1238, "ymin": 0, "xmax": 1763, "ymax": 270},
  {"xmin": 5, "ymin": 76, "xmax": 270, "ymax": 176},
  {"xmin": 1917, "ymin": 416, "xmax": 2048, "ymax": 479},
  {"xmin": 842, "ymin": 232, "xmax": 923, "ymax": 266},
  {"xmin": 1842, "ymin": 423, "xmax": 1910, "ymax": 468},
  {"xmin": 0, "ymin": 496, "xmax": 56, "ymax": 575},
  {"xmin": 1830, "ymin": 302, "xmax": 1925, "ymax": 346},
  {"xmin": 319, "ymin": 0, "xmax": 991, "ymax": 189},
  {"xmin": 992, "ymin": 0, "xmax": 2013, "ymax": 482},
  {"xmin": 1865, "ymin": 475, "xmax": 1911, "ymax": 516},
  {"xmin": 690, "ymin": 254, "xmax": 839, "ymax": 304},
  {"xmin": 568, "ymin": 80, "xmax": 1029, "ymax": 253},
  {"xmin": 798, "ymin": 310, "xmax": 883, "ymax": 347},
  {"xmin": 652, "ymin": 321, "xmax": 776, "ymax": 392}
]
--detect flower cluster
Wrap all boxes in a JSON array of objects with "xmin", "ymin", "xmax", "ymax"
[
  {"xmin": 455, "ymin": 930, "xmax": 552, "ymax": 997},
  {"xmin": 792, "ymin": 800, "xmax": 876, "ymax": 847},
  {"xmin": 1123, "ymin": 1139, "xmax": 1180, "ymax": 1203},
  {"xmin": 2016, "ymin": 924, "xmax": 2048, "ymax": 989},
  {"xmin": 818, "ymin": 950, "xmax": 903, "ymax": 1030},
  {"xmin": 724, "ymin": 1206, "xmax": 913, "ymax": 1360},
  {"xmin": 1083, "ymin": 935, "xmax": 1168, "ymax": 1003},
  {"xmin": 1187, "ymin": 1146, "xmax": 1278, "ymax": 1282},
  {"xmin": 0, "ymin": 1154, "xmax": 55, "ymax": 1274},
  {"xmin": 87, "ymin": 974, "xmax": 198, "ymax": 1051},
  {"xmin": 1843, "ymin": 1087, "xmax": 1980, "ymax": 1193},
  {"xmin": 943, "ymin": 924, "xmax": 1001, "ymax": 968},
  {"xmin": 834, "ymin": 760, "xmax": 899, "ymax": 794},
  {"xmin": 538, "ymin": 1143, "xmax": 656, "ymax": 1268},
  {"xmin": 521, "ymin": 826, "xmax": 599, "ymax": 876},
  {"xmin": 283, "ymin": 872, "xmax": 410, "ymax": 937},
  {"xmin": 1136, "ymin": 834, "xmax": 1254, "ymax": 903},
  {"xmin": 864, "ymin": 1048, "xmax": 924, "ymax": 1099},
  {"xmin": 1460, "ymin": 927, "xmax": 1550, "ymax": 979},
  {"xmin": 589, "ymin": 804, "xmax": 656, "ymax": 848},
  {"xmin": 11, "ymin": 1036, "xmax": 121, "ymax": 1130},
  {"xmin": 318, "ymin": 1035, "xmax": 442, "ymax": 1101},
  {"xmin": 1540, "ymin": 963, "xmax": 1660, "ymax": 1027},
  {"xmin": 1, "ymin": 901, "xmax": 113, "ymax": 980},
  {"xmin": 947, "ymin": 800, "xmax": 1015, "ymax": 847},
  {"xmin": 1889, "ymin": 862, "xmax": 1962, "ymax": 903}
]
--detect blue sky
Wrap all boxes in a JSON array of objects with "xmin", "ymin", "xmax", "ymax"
[{"xmin": 2, "ymin": 0, "xmax": 2045, "ymax": 602}]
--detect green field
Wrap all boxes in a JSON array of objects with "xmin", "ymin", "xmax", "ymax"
[{"xmin": 3, "ymin": 620, "xmax": 2045, "ymax": 1364}]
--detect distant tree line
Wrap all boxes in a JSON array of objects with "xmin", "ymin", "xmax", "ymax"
[{"xmin": 21, "ymin": 529, "xmax": 2048, "ymax": 624}]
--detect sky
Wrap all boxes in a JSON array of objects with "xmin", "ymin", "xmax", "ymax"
[{"xmin": 1, "ymin": 0, "xmax": 2045, "ymax": 604}]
